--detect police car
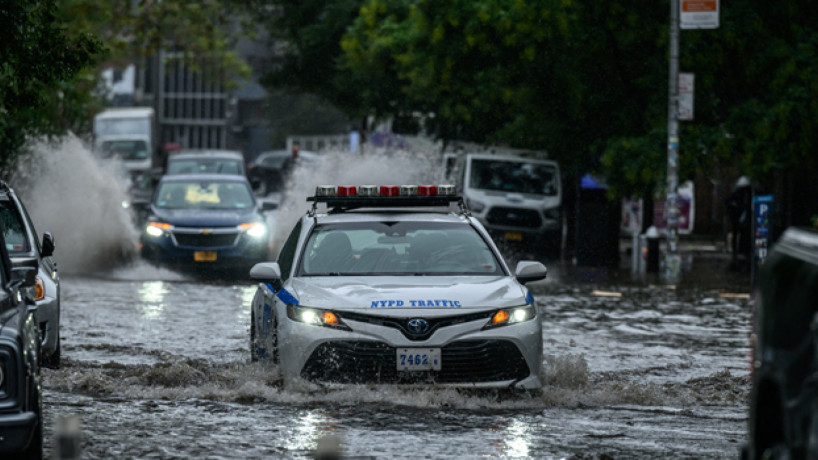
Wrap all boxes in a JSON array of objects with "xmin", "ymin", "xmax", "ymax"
[{"xmin": 249, "ymin": 185, "xmax": 547, "ymax": 389}]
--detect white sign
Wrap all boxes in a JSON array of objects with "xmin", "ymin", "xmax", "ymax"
[
  {"xmin": 678, "ymin": 73, "xmax": 694, "ymax": 121},
  {"xmin": 681, "ymin": 0, "xmax": 719, "ymax": 29}
]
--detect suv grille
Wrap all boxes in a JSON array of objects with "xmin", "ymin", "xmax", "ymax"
[
  {"xmin": 486, "ymin": 207, "xmax": 542, "ymax": 228},
  {"xmin": 173, "ymin": 231, "xmax": 238, "ymax": 248},
  {"xmin": 301, "ymin": 340, "xmax": 530, "ymax": 384}
]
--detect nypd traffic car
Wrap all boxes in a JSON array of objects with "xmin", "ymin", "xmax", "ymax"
[{"xmin": 249, "ymin": 185, "xmax": 546, "ymax": 389}]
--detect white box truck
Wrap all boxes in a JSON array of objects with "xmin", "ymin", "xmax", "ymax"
[{"xmin": 93, "ymin": 107, "xmax": 158, "ymax": 174}]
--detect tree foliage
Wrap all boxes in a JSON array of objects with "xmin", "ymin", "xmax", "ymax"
[
  {"xmin": 220, "ymin": 1, "xmax": 818, "ymax": 205},
  {"xmin": 0, "ymin": 0, "xmax": 100, "ymax": 169}
]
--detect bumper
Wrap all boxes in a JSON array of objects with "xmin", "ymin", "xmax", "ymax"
[
  {"xmin": 275, "ymin": 310, "xmax": 543, "ymax": 389},
  {"xmin": 37, "ymin": 294, "xmax": 59, "ymax": 357},
  {"xmin": 0, "ymin": 411, "xmax": 38, "ymax": 453},
  {"xmin": 141, "ymin": 237, "xmax": 270, "ymax": 271}
]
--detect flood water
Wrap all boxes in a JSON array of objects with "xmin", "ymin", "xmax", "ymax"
[
  {"xmin": 13, "ymin": 138, "xmax": 752, "ymax": 458},
  {"xmin": 39, "ymin": 258, "xmax": 752, "ymax": 459}
]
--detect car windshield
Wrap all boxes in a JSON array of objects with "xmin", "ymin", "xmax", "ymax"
[
  {"xmin": 299, "ymin": 222, "xmax": 503, "ymax": 276},
  {"xmin": 154, "ymin": 181, "xmax": 254, "ymax": 210},
  {"xmin": 469, "ymin": 159, "xmax": 558, "ymax": 195},
  {"xmin": 95, "ymin": 117, "xmax": 150, "ymax": 136},
  {"xmin": 167, "ymin": 158, "xmax": 242, "ymax": 175},
  {"xmin": 100, "ymin": 140, "xmax": 149, "ymax": 160},
  {"xmin": 0, "ymin": 204, "xmax": 30, "ymax": 253}
]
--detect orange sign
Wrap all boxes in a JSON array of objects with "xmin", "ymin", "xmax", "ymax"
[{"xmin": 682, "ymin": 0, "xmax": 717, "ymax": 12}]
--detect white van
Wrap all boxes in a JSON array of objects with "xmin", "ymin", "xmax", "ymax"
[
  {"xmin": 448, "ymin": 152, "xmax": 563, "ymax": 256},
  {"xmin": 93, "ymin": 107, "xmax": 157, "ymax": 173}
]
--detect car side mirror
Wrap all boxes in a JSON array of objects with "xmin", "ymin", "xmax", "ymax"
[
  {"xmin": 41, "ymin": 232, "xmax": 55, "ymax": 258},
  {"xmin": 515, "ymin": 261, "xmax": 547, "ymax": 284},
  {"xmin": 250, "ymin": 262, "xmax": 282, "ymax": 283},
  {"xmin": 260, "ymin": 201, "xmax": 279, "ymax": 212}
]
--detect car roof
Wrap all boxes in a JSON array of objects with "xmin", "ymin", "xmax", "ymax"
[
  {"xmin": 169, "ymin": 150, "xmax": 244, "ymax": 160},
  {"xmin": 158, "ymin": 173, "xmax": 251, "ymax": 184},
  {"xmin": 466, "ymin": 153, "xmax": 558, "ymax": 166}
]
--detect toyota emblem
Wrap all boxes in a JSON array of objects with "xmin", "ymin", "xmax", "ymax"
[{"xmin": 407, "ymin": 318, "xmax": 429, "ymax": 334}]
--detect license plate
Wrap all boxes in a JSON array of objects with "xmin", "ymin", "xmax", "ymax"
[
  {"xmin": 504, "ymin": 232, "xmax": 523, "ymax": 242},
  {"xmin": 194, "ymin": 251, "xmax": 218, "ymax": 262},
  {"xmin": 397, "ymin": 348, "xmax": 441, "ymax": 371}
]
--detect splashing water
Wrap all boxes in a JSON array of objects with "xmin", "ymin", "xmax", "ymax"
[
  {"xmin": 271, "ymin": 147, "xmax": 445, "ymax": 245},
  {"xmin": 9, "ymin": 135, "xmax": 140, "ymax": 274}
]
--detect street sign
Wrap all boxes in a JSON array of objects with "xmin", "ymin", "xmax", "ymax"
[
  {"xmin": 681, "ymin": 0, "xmax": 719, "ymax": 29},
  {"xmin": 752, "ymin": 194, "xmax": 774, "ymax": 287},
  {"xmin": 678, "ymin": 73, "xmax": 695, "ymax": 121}
]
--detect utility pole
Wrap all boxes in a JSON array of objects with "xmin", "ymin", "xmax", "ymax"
[{"xmin": 665, "ymin": 0, "xmax": 682, "ymax": 284}]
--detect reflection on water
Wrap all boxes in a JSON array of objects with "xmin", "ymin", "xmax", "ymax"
[{"xmin": 138, "ymin": 281, "xmax": 168, "ymax": 319}]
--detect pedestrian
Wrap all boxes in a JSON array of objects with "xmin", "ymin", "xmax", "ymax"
[{"xmin": 725, "ymin": 176, "xmax": 752, "ymax": 271}]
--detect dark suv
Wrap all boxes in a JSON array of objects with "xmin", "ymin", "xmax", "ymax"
[
  {"xmin": 0, "ymin": 182, "xmax": 60, "ymax": 368},
  {"xmin": 748, "ymin": 227, "xmax": 818, "ymax": 458},
  {"xmin": 0, "ymin": 226, "xmax": 43, "ymax": 458}
]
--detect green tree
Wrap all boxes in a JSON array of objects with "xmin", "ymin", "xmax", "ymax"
[{"xmin": 0, "ymin": 0, "xmax": 100, "ymax": 170}]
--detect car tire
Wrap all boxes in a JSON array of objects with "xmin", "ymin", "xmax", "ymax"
[
  {"xmin": 42, "ymin": 338, "xmax": 60, "ymax": 369},
  {"xmin": 250, "ymin": 313, "xmax": 259, "ymax": 362},
  {"xmin": 9, "ymin": 351, "xmax": 43, "ymax": 460},
  {"xmin": 261, "ymin": 309, "xmax": 279, "ymax": 364}
]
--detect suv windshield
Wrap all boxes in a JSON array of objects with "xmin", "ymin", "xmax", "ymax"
[
  {"xmin": 155, "ymin": 181, "xmax": 254, "ymax": 210},
  {"xmin": 469, "ymin": 158, "xmax": 558, "ymax": 195},
  {"xmin": 0, "ymin": 203, "xmax": 30, "ymax": 253},
  {"xmin": 167, "ymin": 158, "xmax": 242, "ymax": 175},
  {"xmin": 299, "ymin": 222, "xmax": 503, "ymax": 276}
]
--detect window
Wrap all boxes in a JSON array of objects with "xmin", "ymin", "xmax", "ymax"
[{"xmin": 298, "ymin": 222, "xmax": 503, "ymax": 276}]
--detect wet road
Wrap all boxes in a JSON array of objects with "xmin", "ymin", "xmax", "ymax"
[{"xmin": 41, "ymin": 259, "xmax": 752, "ymax": 459}]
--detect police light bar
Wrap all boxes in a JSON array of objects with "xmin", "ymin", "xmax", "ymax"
[{"xmin": 308, "ymin": 184, "xmax": 463, "ymax": 211}]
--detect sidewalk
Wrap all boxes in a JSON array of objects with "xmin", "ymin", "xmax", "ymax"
[{"xmin": 550, "ymin": 235, "xmax": 751, "ymax": 292}]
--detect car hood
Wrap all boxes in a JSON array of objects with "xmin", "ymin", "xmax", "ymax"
[
  {"xmin": 284, "ymin": 276, "xmax": 531, "ymax": 313},
  {"xmin": 150, "ymin": 207, "xmax": 259, "ymax": 227}
]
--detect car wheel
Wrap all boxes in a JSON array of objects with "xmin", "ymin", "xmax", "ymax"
[
  {"xmin": 10, "ymin": 357, "xmax": 43, "ymax": 460},
  {"xmin": 42, "ymin": 338, "xmax": 60, "ymax": 369},
  {"xmin": 250, "ymin": 312, "xmax": 259, "ymax": 362},
  {"xmin": 259, "ymin": 306, "xmax": 279, "ymax": 364}
]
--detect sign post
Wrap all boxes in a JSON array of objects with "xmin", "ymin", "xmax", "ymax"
[{"xmin": 752, "ymin": 195, "xmax": 774, "ymax": 287}]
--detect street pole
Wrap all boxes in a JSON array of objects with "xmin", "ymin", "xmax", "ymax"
[{"xmin": 665, "ymin": 0, "xmax": 682, "ymax": 284}]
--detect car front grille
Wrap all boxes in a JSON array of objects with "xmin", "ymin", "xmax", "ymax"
[
  {"xmin": 338, "ymin": 311, "xmax": 493, "ymax": 341},
  {"xmin": 172, "ymin": 230, "xmax": 239, "ymax": 248},
  {"xmin": 486, "ymin": 207, "xmax": 542, "ymax": 228},
  {"xmin": 301, "ymin": 340, "xmax": 530, "ymax": 384}
]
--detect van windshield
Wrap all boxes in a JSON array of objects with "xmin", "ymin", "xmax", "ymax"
[{"xmin": 469, "ymin": 159, "xmax": 558, "ymax": 196}]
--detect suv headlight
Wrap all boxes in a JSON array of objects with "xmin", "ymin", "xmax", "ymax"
[
  {"xmin": 146, "ymin": 221, "xmax": 172, "ymax": 237},
  {"xmin": 483, "ymin": 304, "xmax": 536, "ymax": 329},
  {"xmin": 240, "ymin": 222, "xmax": 267, "ymax": 239},
  {"xmin": 467, "ymin": 199, "xmax": 486, "ymax": 213},
  {"xmin": 543, "ymin": 208, "xmax": 560, "ymax": 220},
  {"xmin": 287, "ymin": 305, "xmax": 351, "ymax": 330}
]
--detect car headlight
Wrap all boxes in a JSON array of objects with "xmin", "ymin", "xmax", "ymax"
[
  {"xmin": 543, "ymin": 207, "xmax": 560, "ymax": 220},
  {"xmin": 34, "ymin": 276, "xmax": 44, "ymax": 301},
  {"xmin": 467, "ymin": 199, "xmax": 486, "ymax": 213},
  {"xmin": 146, "ymin": 221, "xmax": 172, "ymax": 237},
  {"xmin": 286, "ymin": 305, "xmax": 351, "ymax": 331},
  {"xmin": 483, "ymin": 304, "xmax": 536, "ymax": 329},
  {"xmin": 240, "ymin": 222, "xmax": 267, "ymax": 239}
]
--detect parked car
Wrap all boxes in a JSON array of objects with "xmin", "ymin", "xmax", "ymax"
[
  {"xmin": 140, "ymin": 174, "xmax": 278, "ymax": 275},
  {"xmin": 0, "ymin": 182, "xmax": 60, "ymax": 368},
  {"xmin": 246, "ymin": 149, "xmax": 319, "ymax": 195},
  {"xmin": 747, "ymin": 227, "xmax": 818, "ymax": 458},
  {"xmin": 165, "ymin": 150, "xmax": 246, "ymax": 177},
  {"xmin": 249, "ymin": 184, "xmax": 546, "ymax": 389},
  {"xmin": 0, "ymin": 225, "xmax": 43, "ymax": 458}
]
